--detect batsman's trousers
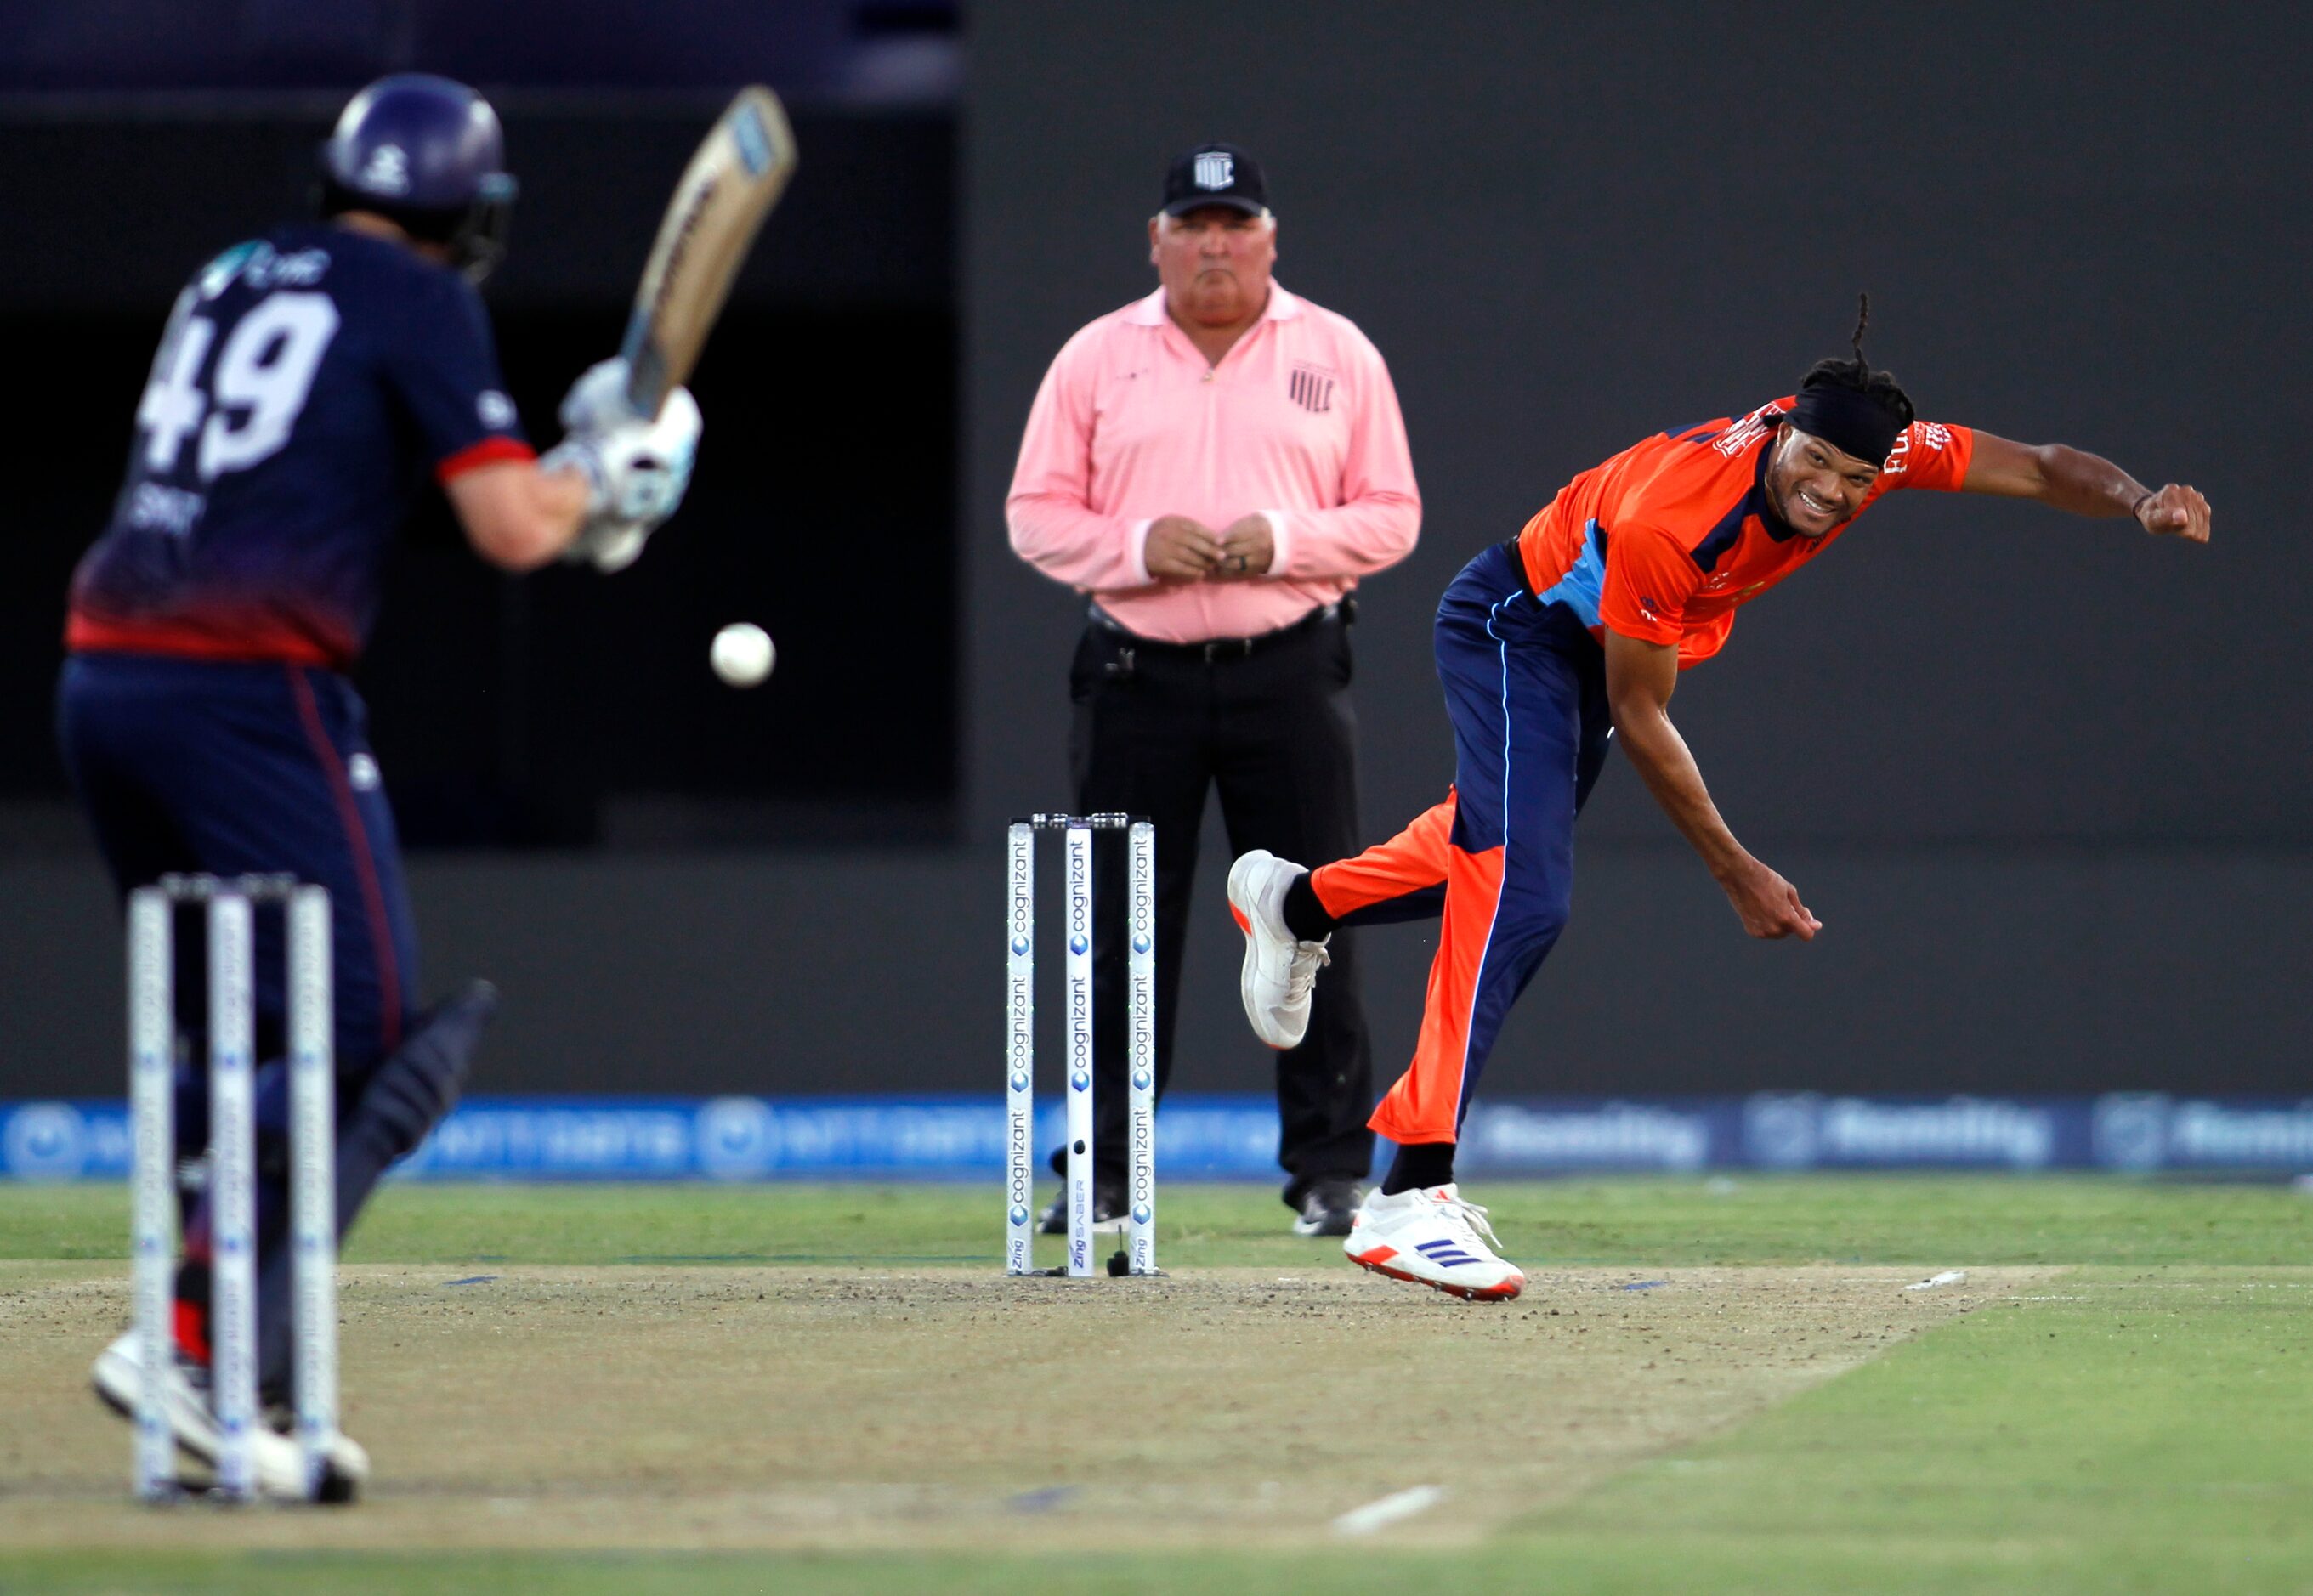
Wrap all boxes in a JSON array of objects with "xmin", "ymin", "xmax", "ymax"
[
  {"xmin": 57, "ymin": 653, "xmax": 421, "ymax": 1077},
  {"xmin": 57, "ymin": 651, "xmax": 422, "ymax": 1368},
  {"xmin": 1307, "ymin": 540, "xmax": 1615, "ymax": 1145}
]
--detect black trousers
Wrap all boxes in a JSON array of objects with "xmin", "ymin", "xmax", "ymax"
[{"xmin": 1061, "ymin": 609, "xmax": 1375, "ymax": 1208}]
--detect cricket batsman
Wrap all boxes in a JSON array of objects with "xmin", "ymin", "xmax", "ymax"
[
  {"xmin": 64, "ymin": 74, "xmax": 700, "ymax": 1495},
  {"xmin": 1227, "ymin": 304, "xmax": 2211, "ymax": 1301}
]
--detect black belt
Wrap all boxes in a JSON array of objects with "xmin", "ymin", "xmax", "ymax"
[
  {"xmin": 1089, "ymin": 597, "xmax": 1352, "ymax": 663},
  {"xmin": 1505, "ymin": 529, "xmax": 1541, "ymax": 599}
]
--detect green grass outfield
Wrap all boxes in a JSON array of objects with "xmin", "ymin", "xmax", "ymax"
[{"xmin": 6, "ymin": 1175, "xmax": 2311, "ymax": 1594}]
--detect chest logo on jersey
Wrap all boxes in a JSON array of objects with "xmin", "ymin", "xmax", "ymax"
[
  {"xmin": 1703, "ymin": 566, "xmax": 1769, "ymax": 598},
  {"xmin": 1713, "ymin": 404, "xmax": 1783, "ymax": 459},
  {"xmin": 1288, "ymin": 362, "xmax": 1335, "ymax": 414}
]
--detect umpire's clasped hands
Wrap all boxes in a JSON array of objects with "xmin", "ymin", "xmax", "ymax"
[{"xmin": 1145, "ymin": 513, "xmax": 1275, "ymax": 581}]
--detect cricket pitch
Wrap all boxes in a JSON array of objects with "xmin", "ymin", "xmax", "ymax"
[{"xmin": 0, "ymin": 1259, "xmax": 2024, "ymax": 1553}]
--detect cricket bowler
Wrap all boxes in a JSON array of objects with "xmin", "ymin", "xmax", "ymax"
[{"xmin": 1227, "ymin": 305, "xmax": 2211, "ymax": 1300}]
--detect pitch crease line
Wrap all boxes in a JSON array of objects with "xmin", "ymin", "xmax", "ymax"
[{"xmin": 1332, "ymin": 1483, "xmax": 1447, "ymax": 1536}]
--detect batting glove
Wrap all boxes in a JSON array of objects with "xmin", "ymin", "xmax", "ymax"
[
  {"xmin": 547, "ymin": 386, "xmax": 703, "ymax": 573},
  {"xmin": 556, "ymin": 357, "xmax": 643, "ymax": 437}
]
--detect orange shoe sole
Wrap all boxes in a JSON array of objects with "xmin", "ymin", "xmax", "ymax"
[{"xmin": 1347, "ymin": 1246, "xmax": 1523, "ymax": 1303}]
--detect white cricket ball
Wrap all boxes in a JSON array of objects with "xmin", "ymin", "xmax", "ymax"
[{"xmin": 711, "ymin": 622, "xmax": 775, "ymax": 688}]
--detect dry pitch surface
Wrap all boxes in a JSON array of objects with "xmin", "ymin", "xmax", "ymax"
[{"xmin": 0, "ymin": 1257, "xmax": 2027, "ymax": 1553}]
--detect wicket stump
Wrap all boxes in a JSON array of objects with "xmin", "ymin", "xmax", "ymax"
[
  {"xmin": 1006, "ymin": 814, "xmax": 1159, "ymax": 1278},
  {"xmin": 127, "ymin": 874, "xmax": 337, "ymax": 1503}
]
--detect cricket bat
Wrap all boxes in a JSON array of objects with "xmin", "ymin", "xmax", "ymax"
[{"xmin": 619, "ymin": 86, "xmax": 797, "ymax": 418}]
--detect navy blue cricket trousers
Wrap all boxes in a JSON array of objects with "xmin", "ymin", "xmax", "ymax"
[
  {"xmin": 1309, "ymin": 540, "xmax": 1617, "ymax": 1141},
  {"xmin": 57, "ymin": 654, "xmax": 421, "ymax": 1314}
]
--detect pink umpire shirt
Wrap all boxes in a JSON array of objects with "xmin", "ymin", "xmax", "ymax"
[{"xmin": 1006, "ymin": 283, "xmax": 1420, "ymax": 643}]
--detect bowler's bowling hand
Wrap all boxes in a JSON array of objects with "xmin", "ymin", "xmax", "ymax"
[
  {"xmin": 1721, "ymin": 857, "xmax": 1821, "ymax": 941},
  {"xmin": 1145, "ymin": 515, "xmax": 1223, "ymax": 581},
  {"xmin": 1213, "ymin": 514, "xmax": 1275, "ymax": 579},
  {"xmin": 2134, "ymin": 484, "xmax": 2211, "ymax": 545}
]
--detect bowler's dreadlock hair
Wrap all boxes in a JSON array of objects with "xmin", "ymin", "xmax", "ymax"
[{"xmin": 1798, "ymin": 294, "xmax": 1915, "ymax": 427}]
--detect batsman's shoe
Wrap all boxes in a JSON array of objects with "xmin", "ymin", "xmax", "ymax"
[
  {"xmin": 1343, "ymin": 1185, "xmax": 1524, "ymax": 1302},
  {"xmin": 1035, "ymin": 1182, "xmax": 1127, "ymax": 1236},
  {"xmin": 265, "ymin": 1401, "xmax": 371, "ymax": 1501},
  {"xmin": 1227, "ymin": 850, "xmax": 1331, "ymax": 1050},
  {"xmin": 91, "ymin": 1331, "xmax": 317, "ymax": 1499}
]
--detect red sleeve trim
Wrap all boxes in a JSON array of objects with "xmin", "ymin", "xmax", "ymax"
[
  {"xmin": 1936, "ymin": 423, "xmax": 1976, "ymax": 490},
  {"xmin": 435, "ymin": 436, "xmax": 536, "ymax": 484}
]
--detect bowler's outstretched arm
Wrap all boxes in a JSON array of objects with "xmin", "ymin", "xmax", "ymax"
[{"xmin": 1961, "ymin": 431, "xmax": 2211, "ymax": 541}]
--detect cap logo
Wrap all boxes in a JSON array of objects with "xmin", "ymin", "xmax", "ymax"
[
  {"xmin": 360, "ymin": 143, "xmax": 411, "ymax": 195},
  {"xmin": 1193, "ymin": 151, "xmax": 1234, "ymax": 190}
]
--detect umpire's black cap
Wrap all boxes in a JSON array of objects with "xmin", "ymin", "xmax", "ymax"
[{"xmin": 1162, "ymin": 144, "xmax": 1270, "ymax": 217}]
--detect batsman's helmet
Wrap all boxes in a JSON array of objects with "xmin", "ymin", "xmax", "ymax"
[{"xmin": 319, "ymin": 73, "xmax": 517, "ymax": 281}]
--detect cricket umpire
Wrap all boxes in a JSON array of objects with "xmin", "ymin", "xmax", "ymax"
[{"xmin": 1006, "ymin": 143, "xmax": 1420, "ymax": 1235}]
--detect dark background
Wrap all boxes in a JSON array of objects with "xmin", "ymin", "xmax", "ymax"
[
  {"xmin": 969, "ymin": 3, "xmax": 2306, "ymax": 848},
  {"xmin": 3, "ymin": 2, "xmax": 2305, "ymax": 1107},
  {"xmin": 0, "ymin": 104, "xmax": 958, "ymax": 846}
]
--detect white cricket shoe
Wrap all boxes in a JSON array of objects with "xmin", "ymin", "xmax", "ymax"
[
  {"xmin": 1227, "ymin": 850, "xmax": 1331, "ymax": 1050},
  {"xmin": 1342, "ymin": 1184, "xmax": 1524, "ymax": 1302},
  {"xmin": 276, "ymin": 1409, "xmax": 371, "ymax": 1503},
  {"xmin": 91, "ymin": 1330, "xmax": 366, "ymax": 1501}
]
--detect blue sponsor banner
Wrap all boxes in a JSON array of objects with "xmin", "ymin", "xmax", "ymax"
[
  {"xmin": 1738, "ymin": 1093, "xmax": 2084, "ymax": 1170},
  {"xmin": 6, "ymin": 1093, "xmax": 2313, "ymax": 1182}
]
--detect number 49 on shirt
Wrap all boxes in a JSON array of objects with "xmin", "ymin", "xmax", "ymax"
[{"xmin": 135, "ymin": 290, "xmax": 342, "ymax": 484}]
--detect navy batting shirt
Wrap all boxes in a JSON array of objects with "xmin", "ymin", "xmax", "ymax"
[{"xmin": 68, "ymin": 222, "xmax": 531, "ymax": 668}]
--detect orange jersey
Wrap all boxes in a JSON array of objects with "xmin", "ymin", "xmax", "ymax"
[{"xmin": 1515, "ymin": 397, "xmax": 1975, "ymax": 666}]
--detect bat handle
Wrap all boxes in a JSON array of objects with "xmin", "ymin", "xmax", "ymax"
[{"xmin": 619, "ymin": 328, "xmax": 668, "ymax": 420}]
